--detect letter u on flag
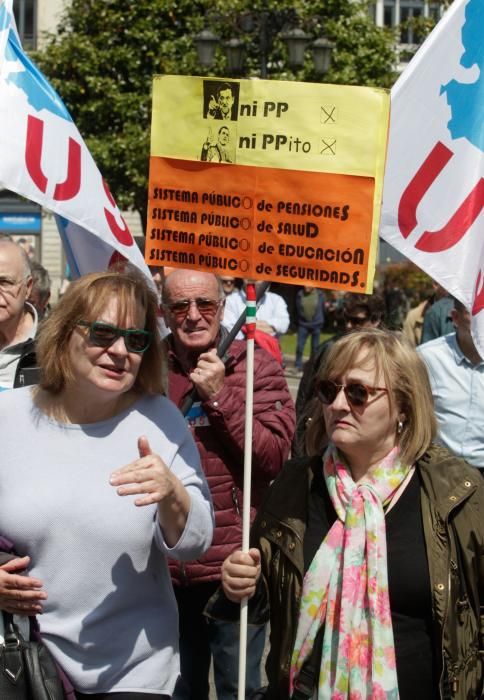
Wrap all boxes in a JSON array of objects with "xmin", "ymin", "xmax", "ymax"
[
  {"xmin": 0, "ymin": 0, "xmax": 150, "ymax": 278},
  {"xmin": 379, "ymin": 0, "xmax": 484, "ymax": 356}
]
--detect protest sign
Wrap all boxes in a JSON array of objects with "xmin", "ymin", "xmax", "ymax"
[
  {"xmin": 147, "ymin": 76, "xmax": 390, "ymax": 292},
  {"xmin": 0, "ymin": 0, "xmax": 149, "ymax": 278},
  {"xmin": 379, "ymin": 0, "xmax": 484, "ymax": 353}
]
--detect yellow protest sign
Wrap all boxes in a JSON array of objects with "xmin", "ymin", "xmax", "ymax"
[{"xmin": 147, "ymin": 75, "xmax": 390, "ymax": 292}]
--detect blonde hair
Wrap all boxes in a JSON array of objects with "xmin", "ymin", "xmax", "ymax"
[
  {"xmin": 36, "ymin": 267, "xmax": 166, "ymax": 395},
  {"xmin": 305, "ymin": 328, "xmax": 437, "ymax": 464}
]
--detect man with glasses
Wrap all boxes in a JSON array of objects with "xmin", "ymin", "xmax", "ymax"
[
  {"xmin": 0, "ymin": 239, "xmax": 40, "ymax": 390},
  {"xmin": 161, "ymin": 269, "xmax": 295, "ymax": 700},
  {"xmin": 219, "ymin": 276, "xmax": 238, "ymax": 297},
  {"xmin": 293, "ymin": 291, "xmax": 385, "ymax": 457}
]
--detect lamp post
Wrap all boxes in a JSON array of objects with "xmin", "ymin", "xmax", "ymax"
[
  {"xmin": 193, "ymin": 28, "xmax": 220, "ymax": 68},
  {"xmin": 194, "ymin": 12, "xmax": 333, "ymax": 79}
]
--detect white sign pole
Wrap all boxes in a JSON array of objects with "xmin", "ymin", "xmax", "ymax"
[{"xmin": 237, "ymin": 282, "xmax": 257, "ymax": 700}]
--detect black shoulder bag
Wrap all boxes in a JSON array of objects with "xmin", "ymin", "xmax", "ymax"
[{"xmin": 0, "ymin": 611, "xmax": 64, "ymax": 700}]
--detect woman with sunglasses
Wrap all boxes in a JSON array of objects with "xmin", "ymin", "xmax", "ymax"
[
  {"xmin": 0, "ymin": 268, "xmax": 214, "ymax": 699},
  {"xmin": 219, "ymin": 328, "xmax": 484, "ymax": 699}
]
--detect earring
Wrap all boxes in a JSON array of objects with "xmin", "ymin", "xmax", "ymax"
[{"xmin": 397, "ymin": 419, "xmax": 404, "ymax": 435}]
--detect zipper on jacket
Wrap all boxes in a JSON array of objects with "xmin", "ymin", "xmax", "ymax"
[
  {"xmin": 232, "ymin": 487, "xmax": 241, "ymax": 516},
  {"xmin": 435, "ymin": 488, "xmax": 476, "ymax": 699},
  {"xmin": 430, "ymin": 511, "xmax": 456, "ymax": 698},
  {"xmin": 450, "ymin": 558, "xmax": 470, "ymax": 624}
]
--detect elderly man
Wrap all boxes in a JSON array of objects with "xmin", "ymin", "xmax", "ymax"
[
  {"xmin": 418, "ymin": 299, "xmax": 484, "ymax": 470},
  {"xmin": 0, "ymin": 239, "xmax": 39, "ymax": 390},
  {"xmin": 161, "ymin": 269, "xmax": 295, "ymax": 700}
]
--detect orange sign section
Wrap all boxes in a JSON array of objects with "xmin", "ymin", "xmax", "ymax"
[{"xmin": 146, "ymin": 157, "xmax": 375, "ymax": 291}]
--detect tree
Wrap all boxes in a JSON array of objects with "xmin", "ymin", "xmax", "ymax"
[{"xmin": 34, "ymin": 0, "xmax": 397, "ymax": 230}]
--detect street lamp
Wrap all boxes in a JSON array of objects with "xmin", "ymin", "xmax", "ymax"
[
  {"xmin": 193, "ymin": 28, "xmax": 220, "ymax": 68},
  {"xmin": 194, "ymin": 13, "xmax": 333, "ymax": 79},
  {"xmin": 281, "ymin": 27, "xmax": 311, "ymax": 70},
  {"xmin": 224, "ymin": 38, "xmax": 246, "ymax": 75},
  {"xmin": 312, "ymin": 37, "xmax": 334, "ymax": 76}
]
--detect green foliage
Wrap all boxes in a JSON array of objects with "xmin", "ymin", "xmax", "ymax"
[
  {"xmin": 33, "ymin": 0, "xmax": 397, "ymax": 227},
  {"xmin": 378, "ymin": 262, "xmax": 435, "ymax": 305}
]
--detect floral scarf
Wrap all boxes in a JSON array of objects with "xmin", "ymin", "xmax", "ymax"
[{"xmin": 290, "ymin": 444, "xmax": 410, "ymax": 699}]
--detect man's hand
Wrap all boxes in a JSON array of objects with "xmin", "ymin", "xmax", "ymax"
[
  {"xmin": 189, "ymin": 348, "xmax": 225, "ymax": 401},
  {"xmin": 208, "ymin": 95, "xmax": 219, "ymax": 118},
  {"xmin": 0, "ymin": 556, "xmax": 47, "ymax": 615},
  {"xmin": 222, "ymin": 548, "xmax": 261, "ymax": 603}
]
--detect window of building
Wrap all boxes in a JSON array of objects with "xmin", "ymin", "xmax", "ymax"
[
  {"xmin": 374, "ymin": 1, "xmax": 443, "ymax": 39},
  {"xmin": 399, "ymin": 2, "xmax": 424, "ymax": 45},
  {"xmin": 372, "ymin": 0, "xmax": 444, "ymax": 65},
  {"xmin": 13, "ymin": 0, "xmax": 36, "ymax": 50}
]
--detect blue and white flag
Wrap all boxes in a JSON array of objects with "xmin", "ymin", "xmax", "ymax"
[
  {"xmin": 0, "ymin": 0, "xmax": 150, "ymax": 278},
  {"xmin": 379, "ymin": 0, "xmax": 484, "ymax": 355}
]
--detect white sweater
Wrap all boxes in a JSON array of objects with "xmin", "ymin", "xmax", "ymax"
[{"xmin": 0, "ymin": 388, "xmax": 213, "ymax": 695}]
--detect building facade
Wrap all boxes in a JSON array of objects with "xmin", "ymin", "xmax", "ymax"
[{"xmin": 373, "ymin": 0, "xmax": 445, "ymax": 70}]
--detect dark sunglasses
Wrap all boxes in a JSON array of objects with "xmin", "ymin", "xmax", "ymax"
[
  {"xmin": 164, "ymin": 298, "xmax": 223, "ymax": 318},
  {"xmin": 78, "ymin": 321, "xmax": 152, "ymax": 353},
  {"xmin": 343, "ymin": 312, "xmax": 369, "ymax": 327},
  {"xmin": 316, "ymin": 379, "xmax": 388, "ymax": 407}
]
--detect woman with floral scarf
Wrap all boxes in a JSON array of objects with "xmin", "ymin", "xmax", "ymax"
[{"xmin": 220, "ymin": 329, "xmax": 484, "ymax": 699}]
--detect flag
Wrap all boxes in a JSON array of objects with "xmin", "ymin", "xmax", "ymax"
[
  {"xmin": 0, "ymin": 0, "xmax": 150, "ymax": 279},
  {"xmin": 379, "ymin": 0, "xmax": 484, "ymax": 354}
]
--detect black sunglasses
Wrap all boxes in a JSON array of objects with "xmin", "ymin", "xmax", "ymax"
[
  {"xmin": 164, "ymin": 298, "xmax": 223, "ymax": 318},
  {"xmin": 316, "ymin": 379, "xmax": 388, "ymax": 407},
  {"xmin": 78, "ymin": 321, "xmax": 152, "ymax": 353}
]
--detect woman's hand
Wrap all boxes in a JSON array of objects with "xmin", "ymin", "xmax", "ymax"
[
  {"xmin": 0, "ymin": 556, "xmax": 47, "ymax": 615},
  {"xmin": 222, "ymin": 548, "xmax": 261, "ymax": 603},
  {"xmin": 110, "ymin": 436, "xmax": 191, "ymax": 548}
]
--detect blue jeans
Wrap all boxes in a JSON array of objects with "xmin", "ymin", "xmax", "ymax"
[
  {"xmin": 295, "ymin": 326, "xmax": 321, "ymax": 369},
  {"xmin": 173, "ymin": 583, "xmax": 265, "ymax": 700}
]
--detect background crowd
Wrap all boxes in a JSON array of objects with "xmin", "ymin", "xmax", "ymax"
[{"xmin": 0, "ymin": 236, "xmax": 483, "ymax": 700}]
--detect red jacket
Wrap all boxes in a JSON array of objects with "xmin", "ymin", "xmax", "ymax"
[{"xmin": 167, "ymin": 337, "xmax": 295, "ymax": 586}]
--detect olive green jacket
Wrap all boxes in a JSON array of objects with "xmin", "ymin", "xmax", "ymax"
[{"xmin": 210, "ymin": 445, "xmax": 484, "ymax": 699}]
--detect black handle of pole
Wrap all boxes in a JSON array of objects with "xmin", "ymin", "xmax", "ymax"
[{"xmin": 180, "ymin": 282, "xmax": 270, "ymax": 416}]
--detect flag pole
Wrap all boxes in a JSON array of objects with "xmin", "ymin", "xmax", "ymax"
[{"xmin": 238, "ymin": 281, "xmax": 257, "ymax": 700}]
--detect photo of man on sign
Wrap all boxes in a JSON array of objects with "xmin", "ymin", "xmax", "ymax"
[
  {"xmin": 200, "ymin": 125, "xmax": 235, "ymax": 163},
  {"xmin": 203, "ymin": 80, "xmax": 239, "ymax": 121}
]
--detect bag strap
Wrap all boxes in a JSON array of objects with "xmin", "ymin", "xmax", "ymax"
[
  {"xmin": 1, "ymin": 609, "xmax": 23, "ymax": 648},
  {"xmin": 2, "ymin": 611, "xmax": 13, "ymax": 626},
  {"xmin": 290, "ymin": 624, "xmax": 324, "ymax": 700}
]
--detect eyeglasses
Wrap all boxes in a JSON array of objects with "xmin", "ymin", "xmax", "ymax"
[
  {"xmin": 0, "ymin": 275, "xmax": 29, "ymax": 297},
  {"xmin": 77, "ymin": 321, "xmax": 152, "ymax": 353},
  {"xmin": 316, "ymin": 379, "xmax": 388, "ymax": 407},
  {"xmin": 163, "ymin": 298, "xmax": 223, "ymax": 318},
  {"xmin": 343, "ymin": 312, "xmax": 369, "ymax": 327}
]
